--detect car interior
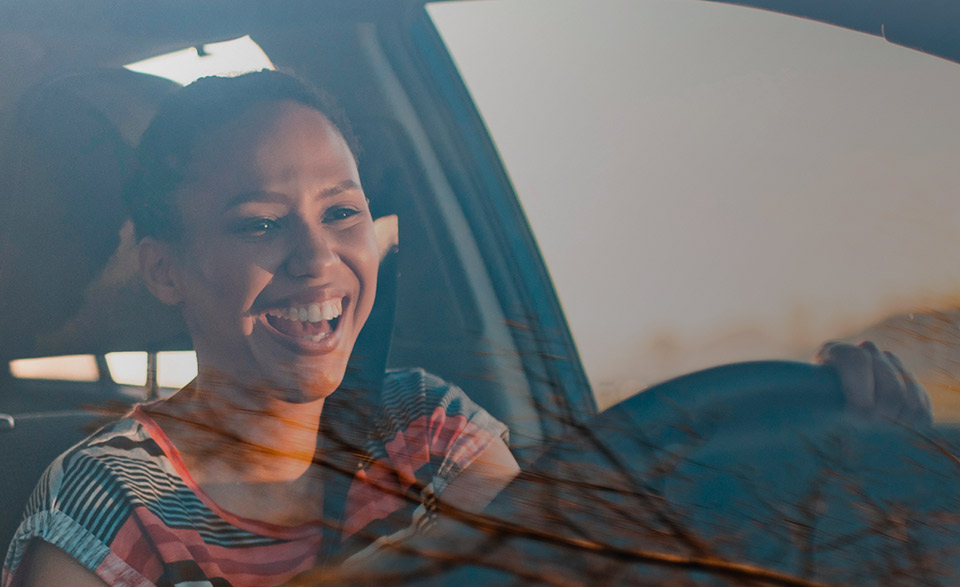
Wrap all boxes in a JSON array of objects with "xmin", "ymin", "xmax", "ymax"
[
  {"xmin": 0, "ymin": 1, "xmax": 598, "ymax": 558},
  {"xmin": 6, "ymin": 0, "xmax": 960, "ymax": 582}
]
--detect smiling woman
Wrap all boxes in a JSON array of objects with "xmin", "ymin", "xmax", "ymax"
[
  {"xmin": 4, "ymin": 1, "xmax": 959, "ymax": 583},
  {"xmin": 2, "ymin": 70, "xmax": 519, "ymax": 587},
  {"xmin": 133, "ymin": 91, "xmax": 379, "ymax": 401}
]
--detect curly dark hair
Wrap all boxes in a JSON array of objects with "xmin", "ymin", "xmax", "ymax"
[{"xmin": 124, "ymin": 69, "xmax": 359, "ymax": 242}]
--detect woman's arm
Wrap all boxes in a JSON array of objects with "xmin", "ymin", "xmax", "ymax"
[
  {"xmin": 435, "ymin": 436, "xmax": 520, "ymax": 514},
  {"xmin": 18, "ymin": 541, "xmax": 108, "ymax": 587},
  {"xmin": 319, "ymin": 438, "xmax": 520, "ymax": 584}
]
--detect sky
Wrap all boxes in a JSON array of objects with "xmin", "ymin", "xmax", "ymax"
[{"xmin": 427, "ymin": 0, "xmax": 960, "ymax": 406}]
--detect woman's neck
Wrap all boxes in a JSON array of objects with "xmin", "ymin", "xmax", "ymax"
[{"xmin": 150, "ymin": 373, "xmax": 328, "ymax": 485}]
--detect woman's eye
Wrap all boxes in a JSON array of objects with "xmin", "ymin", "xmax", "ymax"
[
  {"xmin": 325, "ymin": 207, "xmax": 360, "ymax": 223},
  {"xmin": 236, "ymin": 217, "xmax": 281, "ymax": 236}
]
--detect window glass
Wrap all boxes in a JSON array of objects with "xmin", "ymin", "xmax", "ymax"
[
  {"xmin": 106, "ymin": 351, "xmax": 198, "ymax": 390},
  {"xmin": 124, "ymin": 35, "xmax": 275, "ymax": 86},
  {"xmin": 105, "ymin": 352, "xmax": 148, "ymax": 386},
  {"xmin": 157, "ymin": 351, "xmax": 199, "ymax": 390},
  {"xmin": 428, "ymin": 0, "xmax": 960, "ymax": 416},
  {"xmin": 9, "ymin": 355, "xmax": 99, "ymax": 382}
]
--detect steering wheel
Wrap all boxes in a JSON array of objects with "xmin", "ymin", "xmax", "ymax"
[
  {"xmin": 460, "ymin": 360, "xmax": 960, "ymax": 584},
  {"xmin": 566, "ymin": 360, "xmax": 845, "ymax": 448}
]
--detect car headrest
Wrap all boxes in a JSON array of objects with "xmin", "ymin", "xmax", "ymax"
[{"xmin": 0, "ymin": 69, "xmax": 182, "ymax": 360}]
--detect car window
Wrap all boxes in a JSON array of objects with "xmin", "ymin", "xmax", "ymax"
[
  {"xmin": 104, "ymin": 351, "xmax": 198, "ymax": 391},
  {"xmin": 8, "ymin": 351, "xmax": 196, "ymax": 390},
  {"xmin": 428, "ymin": 0, "xmax": 960, "ymax": 417},
  {"xmin": 8, "ymin": 355, "xmax": 99, "ymax": 382},
  {"xmin": 124, "ymin": 35, "xmax": 275, "ymax": 85}
]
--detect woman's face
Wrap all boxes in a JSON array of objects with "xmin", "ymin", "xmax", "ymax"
[{"xmin": 167, "ymin": 100, "xmax": 378, "ymax": 401}]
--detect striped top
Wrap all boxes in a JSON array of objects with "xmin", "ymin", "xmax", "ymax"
[{"xmin": 2, "ymin": 368, "xmax": 508, "ymax": 587}]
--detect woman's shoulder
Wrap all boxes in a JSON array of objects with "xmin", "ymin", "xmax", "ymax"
[
  {"xmin": 382, "ymin": 367, "xmax": 451, "ymax": 401},
  {"xmin": 50, "ymin": 414, "xmax": 162, "ymax": 472},
  {"xmin": 37, "ymin": 416, "xmax": 150, "ymax": 477},
  {"xmin": 20, "ymin": 412, "xmax": 187, "ymax": 536},
  {"xmin": 378, "ymin": 368, "xmax": 509, "ymax": 443},
  {"xmin": 381, "ymin": 367, "xmax": 470, "ymax": 418},
  {"xmin": 26, "ymin": 415, "xmax": 172, "ymax": 513},
  {"xmin": 382, "ymin": 367, "xmax": 486, "ymax": 406},
  {"xmin": 4, "ymin": 415, "xmax": 173, "ymax": 579}
]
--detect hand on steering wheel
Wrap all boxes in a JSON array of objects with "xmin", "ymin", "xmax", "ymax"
[{"xmin": 815, "ymin": 340, "xmax": 932, "ymax": 426}]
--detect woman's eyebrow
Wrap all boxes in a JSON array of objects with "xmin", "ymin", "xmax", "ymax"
[
  {"xmin": 223, "ymin": 190, "xmax": 287, "ymax": 211},
  {"xmin": 319, "ymin": 179, "xmax": 362, "ymax": 198},
  {"xmin": 222, "ymin": 180, "xmax": 362, "ymax": 211}
]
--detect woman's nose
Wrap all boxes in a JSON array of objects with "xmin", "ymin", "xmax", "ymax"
[{"xmin": 285, "ymin": 223, "xmax": 340, "ymax": 278}]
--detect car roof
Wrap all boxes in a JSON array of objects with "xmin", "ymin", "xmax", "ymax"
[
  {"xmin": 717, "ymin": 0, "xmax": 960, "ymax": 64},
  {"xmin": 5, "ymin": 0, "xmax": 956, "ymax": 56},
  {"xmin": 0, "ymin": 1, "xmax": 420, "ymax": 106}
]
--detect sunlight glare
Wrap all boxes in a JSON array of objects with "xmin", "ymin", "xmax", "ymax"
[
  {"xmin": 157, "ymin": 351, "xmax": 198, "ymax": 389},
  {"xmin": 105, "ymin": 352, "xmax": 148, "ymax": 386},
  {"xmin": 10, "ymin": 355, "xmax": 99, "ymax": 382},
  {"xmin": 123, "ymin": 35, "xmax": 275, "ymax": 86}
]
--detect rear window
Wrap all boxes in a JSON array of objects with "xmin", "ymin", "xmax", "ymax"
[
  {"xmin": 8, "ymin": 355, "xmax": 99, "ymax": 382},
  {"xmin": 124, "ymin": 35, "xmax": 275, "ymax": 85},
  {"xmin": 9, "ymin": 351, "xmax": 197, "ymax": 391}
]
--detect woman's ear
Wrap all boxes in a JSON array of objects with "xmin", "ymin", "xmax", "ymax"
[{"xmin": 138, "ymin": 237, "xmax": 183, "ymax": 306}]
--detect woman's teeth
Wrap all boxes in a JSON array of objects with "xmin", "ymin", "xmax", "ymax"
[
  {"xmin": 264, "ymin": 299, "xmax": 343, "ymax": 342},
  {"xmin": 266, "ymin": 299, "xmax": 343, "ymax": 323}
]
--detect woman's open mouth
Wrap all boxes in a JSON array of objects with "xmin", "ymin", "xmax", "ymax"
[{"xmin": 262, "ymin": 298, "xmax": 343, "ymax": 349}]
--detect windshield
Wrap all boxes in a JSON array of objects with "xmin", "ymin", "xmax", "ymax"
[
  {"xmin": 4, "ymin": 0, "xmax": 960, "ymax": 584},
  {"xmin": 428, "ymin": 0, "xmax": 960, "ymax": 417}
]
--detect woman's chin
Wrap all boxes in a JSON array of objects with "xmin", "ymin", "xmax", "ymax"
[
  {"xmin": 233, "ymin": 367, "xmax": 334, "ymax": 404},
  {"xmin": 195, "ymin": 358, "xmax": 345, "ymax": 405},
  {"xmin": 277, "ymin": 379, "xmax": 340, "ymax": 404}
]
